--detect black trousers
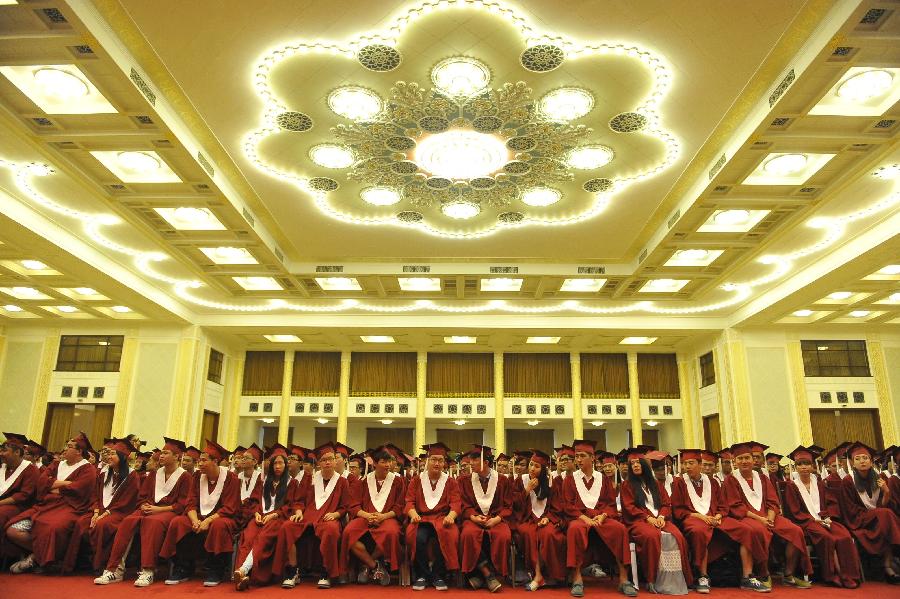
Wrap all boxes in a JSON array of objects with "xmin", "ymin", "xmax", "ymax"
[{"xmin": 414, "ymin": 523, "xmax": 446, "ymax": 581}]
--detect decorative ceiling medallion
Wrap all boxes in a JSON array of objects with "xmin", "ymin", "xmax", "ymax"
[
  {"xmin": 244, "ymin": 0, "xmax": 681, "ymax": 238},
  {"xmin": 498, "ymin": 211, "xmax": 525, "ymax": 223}
]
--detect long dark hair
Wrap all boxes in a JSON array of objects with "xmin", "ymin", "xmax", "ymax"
[
  {"xmin": 104, "ymin": 450, "xmax": 130, "ymax": 488},
  {"xmin": 532, "ymin": 462, "xmax": 551, "ymax": 501},
  {"xmin": 627, "ymin": 458, "xmax": 661, "ymax": 510},
  {"xmin": 853, "ymin": 467, "xmax": 878, "ymax": 495},
  {"xmin": 263, "ymin": 455, "xmax": 290, "ymax": 510}
]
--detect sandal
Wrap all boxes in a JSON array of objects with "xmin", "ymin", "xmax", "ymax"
[
  {"xmin": 468, "ymin": 574, "xmax": 484, "ymax": 590},
  {"xmin": 486, "ymin": 576, "xmax": 502, "ymax": 593},
  {"xmin": 570, "ymin": 582, "xmax": 585, "ymax": 597},
  {"xmin": 526, "ymin": 577, "xmax": 545, "ymax": 592},
  {"xmin": 619, "ymin": 581, "xmax": 638, "ymax": 597}
]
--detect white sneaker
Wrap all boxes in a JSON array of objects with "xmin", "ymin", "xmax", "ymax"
[
  {"xmin": 10, "ymin": 554, "xmax": 35, "ymax": 574},
  {"xmin": 94, "ymin": 569, "xmax": 124, "ymax": 585},
  {"xmin": 282, "ymin": 574, "xmax": 298, "ymax": 589},
  {"xmin": 134, "ymin": 569, "xmax": 154, "ymax": 587}
]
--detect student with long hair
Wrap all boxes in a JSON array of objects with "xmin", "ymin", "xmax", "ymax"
[
  {"xmin": 515, "ymin": 449, "xmax": 566, "ymax": 591},
  {"xmin": 620, "ymin": 449, "xmax": 692, "ymax": 594}
]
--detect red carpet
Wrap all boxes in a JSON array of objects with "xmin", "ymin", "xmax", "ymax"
[{"xmin": 0, "ymin": 574, "xmax": 894, "ymax": 598}]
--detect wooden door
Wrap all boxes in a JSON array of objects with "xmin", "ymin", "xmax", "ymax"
[
  {"xmin": 629, "ymin": 428, "xmax": 659, "ymax": 448},
  {"xmin": 435, "ymin": 428, "xmax": 483, "ymax": 455},
  {"xmin": 505, "ymin": 429, "xmax": 555, "ymax": 454},
  {"xmin": 366, "ymin": 428, "xmax": 414, "ymax": 453},
  {"xmin": 315, "ymin": 426, "xmax": 336, "ymax": 448},
  {"xmin": 811, "ymin": 408, "xmax": 882, "ymax": 450},
  {"xmin": 810, "ymin": 410, "xmax": 840, "ymax": 451},
  {"xmin": 583, "ymin": 428, "xmax": 607, "ymax": 451},
  {"xmin": 91, "ymin": 404, "xmax": 114, "ymax": 446},
  {"xmin": 703, "ymin": 414, "xmax": 722, "ymax": 452},
  {"xmin": 201, "ymin": 410, "xmax": 220, "ymax": 444},
  {"xmin": 42, "ymin": 403, "xmax": 74, "ymax": 452}
]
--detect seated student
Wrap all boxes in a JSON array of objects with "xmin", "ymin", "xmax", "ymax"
[
  {"xmin": 341, "ymin": 446, "xmax": 405, "ymax": 585},
  {"xmin": 515, "ymin": 449, "xmax": 566, "ymax": 590},
  {"xmin": 181, "ymin": 446, "xmax": 199, "ymax": 476},
  {"xmin": 161, "ymin": 440, "xmax": 240, "ymax": 587},
  {"xmin": 553, "ymin": 445, "xmax": 575, "ymax": 480},
  {"xmin": 714, "ymin": 449, "xmax": 733, "ymax": 484},
  {"xmin": 347, "ymin": 454, "xmax": 364, "ymax": 480},
  {"xmin": 286, "ymin": 445, "xmax": 305, "ymax": 483},
  {"xmin": 822, "ymin": 444, "xmax": 850, "ymax": 490},
  {"xmin": 671, "ymin": 449, "xmax": 768, "ymax": 593},
  {"xmin": 233, "ymin": 444, "xmax": 297, "ymax": 590},
  {"xmin": 95, "ymin": 437, "xmax": 190, "ymax": 586},
  {"xmin": 0, "ymin": 433, "xmax": 39, "ymax": 553},
  {"xmin": 458, "ymin": 444, "xmax": 512, "ymax": 592},
  {"xmin": 275, "ymin": 442, "xmax": 351, "ymax": 589},
  {"xmin": 7, "ymin": 432, "xmax": 97, "ymax": 574},
  {"xmin": 404, "ymin": 442, "xmax": 461, "ymax": 591},
  {"xmin": 620, "ymin": 448, "xmax": 692, "ymax": 594},
  {"xmin": 334, "ymin": 443, "xmax": 358, "ymax": 482},
  {"xmin": 598, "ymin": 451, "xmax": 618, "ymax": 481},
  {"xmin": 885, "ymin": 446, "xmax": 900, "ymax": 516},
  {"xmin": 564, "ymin": 439, "xmax": 635, "ymax": 598},
  {"xmin": 65, "ymin": 438, "xmax": 141, "ymax": 574},
  {"xmin": 764, "ymin": 453, "xmax": 786, "ymax": 505},
  {"xmin": 237, "ymin": 444, "xmax": 264, "ymax": 532},
  {"xmin": 497, "ymin": 454, "xmax": 511, "ymax": 478},
  {"xmin": 836, "ymin": 441, "xmax": 900, "ymax": 584},
  {"xmin": 782, "ymin": 446, "xmax": 860, "ymax": 588},
  {"xmin": 721, "ymin": 441, "xmax": 812, "ymax": 589}
]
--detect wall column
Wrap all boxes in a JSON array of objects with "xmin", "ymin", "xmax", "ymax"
[
  {"xmin": 677, "ymin": 356, "xmax": 699, "ymax": 447},
  {"xmin": 415, "ymin": 351, "xmax": 427, "ymax": 452},
  {"xmin": 570, "ymin": 352, "xmax": 583, "ymax": 439},
  {"xmin": 223, "ymin": 354, "xmax": 245, "ymax": 448},
  {"xmin": 27, "ymin": 331, "xmax": 61, "ymax": 441},
  {"xmin": 167, "ymin": 326, "xmax": 204, "ymax": 440},
  {"xmin": 336, "ymin": 351, "xmax": 351, "ymax": 443},
  {"xmin": 786, "ymin": 340, "xmax": 813, "ymax": 445},
  {"xmin": 110, "ymin": 330, "xmax": 138, "ymax": 437},
  {"xmin": 721, "ymin": 329, "xmax": 755, "ymax": 442},
  {"xmin": 627, "ymin": 353, "xmax": 642, "ymax": 446},
  {"xmin": 278, "ymin": 350, "xmax": 295, "ymax": 446},
  {"xmin": 869, "ymin": 340, "xmax": 898, "ymax": 446},
  {"xmin": 494, "ymin": 352, "xmax": 505, "ymax": 453},
  {"xmin": 711, "ymin": 345, "xmax": 733, "ymax": 446}
]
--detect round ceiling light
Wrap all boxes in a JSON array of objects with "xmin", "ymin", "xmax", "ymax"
[
  {"xmin": 567, "ymin": 145, "xmax": 614, "ymax": 170},
  {"xmin": 32, "ymin": 67, "xmax": 89, "ymax": 99},
  {"xmin": 521, "ymin": 187, "xmax": 561, "ymax": 207},
  {"xmin": 837, "ymin": 69, "xmax": 893, "ymax": 102},
  {"xmin": 763, "ymin": 153, "xmax": 807, "ymax": 176},
  {"xmin": 431, "ymin": 56, "xmax": 491, "ymax": 98},
  {"xmin": 441, "ymin": 200, "xmax": 480, "ymax": 219},
  {"xmin": 674, "ymin": 249, "xmax": 710, "ymax": 261},
  {"xmin": 327, "ymin": 86, "xmax": 382, "ymax": 121},
  {"xmin": 415, "ymin": 130, "xmax": 509, "ymax": 179},
  {"xmin": 117, "ymin": 151, "xmax": 161, "ymax": 172},
  {"xmin": 361, "ymin": 187, "xmax": 401, "ymax": 206},
  {"xmin": 712, "ymin": 209, "xmax": 751, "ymax": 226},
  {"xmin": 211, "ymin": 247, "xmax": 250, "ymax": 262},
  {"xmin": 173, "ymin": 207, "xmax": 216, "ymax": 226},
  {"xmin": 539, "ymin": 88, "xmax": 594, "ymax": 121},
  {"xmin": 309, "ymin": 144, "xmax": 354, "ymax": 169}
]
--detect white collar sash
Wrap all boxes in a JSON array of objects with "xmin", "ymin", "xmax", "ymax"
[
  {"xmin": 0, "ymin": 460, "xmax": 30, "ymax": 497},
  {"xmin": 573, "ymin": 469, "xmax": 603, "ymax": 509},
  {"xmin": 682, "ymin": 473, "xmax": 712, "ymax": 515},
  {"xmin": 155, "ymin": 467, "xmax": 185, "ymax": 503},
  {"xmin": 239, "ymin": 470, "xmax": 261, "ymax": 502},
  {"xmin": 367, "ymin": 471, "xmax": 396, "ymax": 513},
  {"xmin": 858, "ymin": 482, "xmax": 881, "ymax": 510},
  {"xmin": 733, "ymin": 470, "xmax": 764, "ymax": 512},
  {"xmin": 420, "ymin": 471, "xmax": 449, "ymax": 510},
  {"xmin": 102, "ymin": 469, "xmax": 131, "ymax": 509},
  {"xmin": 313, "ymin": 470, "xmax": 340, "ymax": 510},
  {"xmin": 294, "ymin": 471, "xmax": 305, "ymax": 485},
  {"xmin": 471, "ymin": 470, "xmax": 499, "ymax": 515},
  {"xmin": 57, "ymin": 459, "xmax": 88, "ymax": 481},
  {"xmin": 199, "ymin": 466, "xmax": 228, "ymax": 516},
  {"xmin": 521, "ymin": 474, "xmax": 547, "ymax": 518},
  {"xmin": 642, "ymin": 483, "xmax": 658, "ymax": 516},
  {"xmin": 791, "ymin": 472, "xmax": 822, "ymax": 519}
]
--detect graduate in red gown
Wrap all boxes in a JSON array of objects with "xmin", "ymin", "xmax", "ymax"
[
  {"xmin": 563, "ymin": 439, "xmax": 634, "ymax": 598},
  {"xmin": 823, "ymin": 443, "xmax": 850, "ymax": 491},
  {"xmin": 782, "ymin": 445, "xmax": 861, "ymax": 588},
  {"xmin": 65, "ymin": 437, "xmax": 141, "ymax": 573},
  {"xmin": 515, "ymin": 449, "xmax": 567, "ymax": 590},
  {"xmin": 275, "ymin": 441, "xmax": 352, "ymax": 589},
  {"xmin": 335, "ymin": 442, "xmax": 360, "ymax": 484},
  {"xmin": 404, "ymin": 441, "xmax": 461, "ymax": 591},
  {"xmin": 94, "ymin": 436, "xmax": 191, "ymax": 586},
  {"xmin": 885, "ymin": 446, "xmax": 900, "ymax": 516},
  {"xmin": 670, "ymin": 449, "xmax": 763, "ymax": 593},
  {"xmin": 721, "ymin": 441, "xmax": 812, "ymax": 589},
  {"xmin": 161, "ymin": 439, "xmax": 240, "ymax": 587},
  {"xmin": 236, "ymin": 443, "xmax": 264, "ymax": 532},
  {"xmin": 458, "ymin": 444, "xmax": 512, "ymax": 592},
  {"xmin": 835, "ymin": 441, "xmax": 900, "ymax": 584},
  {"xmin": 341, "ymin": 445, "xmax": 405, "ymax": 585},
  {"xmin": 7, "ymin": 431, "xmax": 97, "ymax": 573},
  {"xmin": 181, "ymin": 446, "xmax": 200, "ymax": 477},
  {"xmin": 233, "ymin": 443, "xmax": 298, "ymax": 590},
  {"xmin": 0, "ymin": 433, "xmax": 39, "ymax": 556}
]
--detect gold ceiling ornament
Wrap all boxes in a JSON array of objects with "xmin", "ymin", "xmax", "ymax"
[{"xmin": 333, "ymin": 80, "xmax": 590, "ymax": 213}]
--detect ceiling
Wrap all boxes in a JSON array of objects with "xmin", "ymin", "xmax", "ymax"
[{"xmin": 0, "ymin": 0, "xmax": 896, "ymax": 346}]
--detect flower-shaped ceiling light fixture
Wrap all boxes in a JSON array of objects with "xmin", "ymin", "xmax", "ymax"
[{"xmin": 243, "ymin": 0, "xmax": 680, "ymax": 238}]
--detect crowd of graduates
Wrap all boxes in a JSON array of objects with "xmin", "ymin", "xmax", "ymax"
[{"xmin": 1, "ymin": 431, "xmax": 900, "ymax": 596}]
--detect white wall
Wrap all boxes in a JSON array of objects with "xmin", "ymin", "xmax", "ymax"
[
  {"xmin": 0, "ymin": 337, "xmax": 44, "ymax": 432},
  {"xmin": 127, "ymin": 341, "xmax": 177, "ymax": 447},
  {"xmin": 745, "ymin": 346, "xmax": 798, "ymax": 454}
]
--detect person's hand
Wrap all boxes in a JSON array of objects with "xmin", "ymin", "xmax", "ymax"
[
  {"xmin": 290, "ymin": 510, "xmax": 304, "ymax": 522},
  {"xmin": 442, "ymin": 514, "xmax": 455, "ymax": 527},
  {"xmin": 485, "ymin": 516, "xmax": 501, "ymax": 528},
  {"xmin": 525, "ymin": 478, "xmax": 538, "ymax": 493},
  {"xmin": 408, "ymin": 509, "xmax": 421, "ymax": 523},
  {"xmin": 537, "ymin": 517, "xmax": 549, "ymax": 528},
  {"xmin": 765, "ymin": 517, "xmax": 775, "ymax": 528},
  {"xmin": 90, "ymin": 513, "xmax": 100, "ymax": 529},
  {"xmin": 191, "ymin": 518, "xmax": 202, "ymax": 532},
  {"xmin": 197, "ymin": 518, "xmax": 211, "ymax": 532},
  {"xmin": 323, "ymin": 511, "xmax": 340, "ymax": 521},
  {"xmin": 876, "ymin": 477, "xmax": 887, "ymax": 490},
  {"xmin": 255, "ymin": 512, "xmax": 263, "ymax": 524}
]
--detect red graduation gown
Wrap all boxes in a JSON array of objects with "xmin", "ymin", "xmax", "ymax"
[
  {"xmin": 237, "ymin": 470, "xmax": 263, "ymax": 530},
  {"xmin": 783, "ymin": 476, "xmax": 860, "ymax": 586},
  {"xmin": 160, "ymin": 468, "xmax": 240, "ymax": 557},
  {"xmin": 105, "ymin": 467, "xmax": 191, "ymax": 569},
  {"xmin": 562, "ymin": 470, "xmax": 630, "ymax": 569},
  {"xmin": 888, "ymin": 475, "xmax": 900, "ymax": 515},
  {"xmin": 458, "ymin": 471, "xmax": 513, "ymax": 575},
  {"xmin": 721, "ymin": 471, "xmax": 812, "ymax": 575},
  {"xmin": 237, "ymin": 477, "xmax": 299, "ymax": 586},
  {"xmin": 0, "ymin": 460, "xmax": 39, "ymax": 550},
  {"xmin": 670, "ymin": 474, "xmax": 757, "ymax": 570},
  {"xmin": 341, "ymin": 472, "xmax": 405, "ymax": 572},
  {"xmin": 836, "ymin": 473, "xmax": 900, "ymax": 554},
  {"xmin": 403, "ymin": 472, "xmax": 462, "ymax": 571},
  {"xmin": 273, "ymin": 473, "xmax": 351, "ymax": 578},
  {"xmin": 513, "ymin": 476, "xmax": 567, "ymax": 580}
]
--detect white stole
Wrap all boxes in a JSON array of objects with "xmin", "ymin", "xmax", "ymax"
[
  {"xmin": 294, "ymin": 471, "xmax": 305, "ymax": 485},
  {"xmin": 733, "ymin": 470, "xmax": 764, "ymax": 512},
  {"xmin": 858, "ymin": 481, "xmax": 881, "ymax": 510},
  {"xmin": 521, "ymin": 474, "xmax": 547, "ymax": 518},
  {"xmin": 313, "ymin": 470, "xmax": 340, "ymax": 510},
  {"xmin": 0, "ymin": 460, "xmax": 30, "ymax": 497},
  {"xmin": 56, "ymin": 459, "xmax": 88, "ymax": 481},
  {"xmin": 420, "ymin": 471, "xmax": 449, "ymax": 510},
  {"xmin": 366, "ymin": 471, "xmax": 396, "ymax": 513},
  {"xmin": 199, "ymin": 466, "xmax": 228, "ymax": 516},
  {"xmin": 573, "ymin": 469, "xmax": 603, "ymax": 509},
  {"xmin": 155, "ymin": 466, "xmax": 185, "ymax": 503},
  {"xmin": 642, "ymin": 483, "xmax": 659, "ymax": 516},
  {"xmin": 471, "ymin": 470, "xmax": 499, "ymax": 515},
  {"xmin": 790, "ymin": 472, "xmax": 822, "ymax": 519},
  {"xmin": 239, "ymin": 470, "xmax": 261, "ymax": 501},
  {"xmin": 682, "ymin": 473, "xmax": 712, "ymax": 515}
]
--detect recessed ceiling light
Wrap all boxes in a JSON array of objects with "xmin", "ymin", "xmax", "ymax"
[
  {"xmin": 888, "ymin": 292, "xmax": 900, "ymax": 303},
  {"xmin": 873, "ymin": 164, "xmax": 900, "ymax": 180},
  {"xmin": 56, "ymin": 305, "xmax": 78, "ymax": 313},
  {"xmin": 260, "ymin": 418, "xmax": 276, "ymax": 424},
  {"xmin": 567, "ymin": 145, "xmax": 614, "ymax": 170},
  {"xmin": 360, "ymin": 187, "xmax": 401, "ymax": 206},
  {"xmin": 263, "ymin": 334, "xmax": 302, "ymax": 342},
  {"xmin": 444, "ymin": 336, "xmax": 477, "ymax": 344},
  {"xmin": 232, "ymin": 276, "xmax": 282, "ymax": 291},
  {"xmin": 315, "ymin": 277, "xmax": 361, "ymax": 291},
  {"xmin": 33, "ymin": 67, "xmax": 89, "ymax": 98},
  {"xmin": 762, "ymin": 153, "xmax": 807, "ymax": 176},
  {"xmin": 154, "ymin": 207, "xmax": 226, "ymax": 230},
  {"xmin": 699, "ymin": 210, "xmax": 769, "ymax": 233},
  {"xmin": 810, "ymin": 67, "xmax": 900, "ymax": 116},
  {"xmin": 73, "ymin": 287, "xmax": 97, "ymax": 296},
  {"xmin": 590, "ymin": 420, "xmax": 605, "ymax": 427},
  {"xmin": 713, "ymin": 210, "xmax": 750, "ymax": 225},
  {"xmin": 620, "ymin": 337, "xmax": 658, "ymax": 345},
  {"xmin": 878, "ymin": 265, "xmax": 900, "ymax": 275},
  {"xmin": 1, "ymin": 286, "xmax": 50, "ymax": 300},
  {"xmin": 521, "ymin": 187, "xmax": 561, "ymax": 207},
  {"xmin": 743, "ymin": 153, "xmax": 835, "ymax": 185},
  {"xmin": 645, "ymin": 420, "xmax": 659, "ymax": 427},
  {"xmin": 639, "ymin": 279, "xmax": 689, "ymax": 293},
  {"xmin": 431, "ymin": 56, "xmax": 491, "ymax": 98},
  {"xmin": 199, "ymin": 247, "xmax": 258, "ymax": 265},
  {"xmin": 309, "ymin": 144, "xmax": 355, "ymax": 169},
  {"xmin": 837, "ymin": 69, "xmax": 893, "ymax": 102},
  {"xmin": 360, "ymin": 335, "xmax": 395, "ymax": 343},
  {"xmin": 379, "ymin": 419, "xmax": 394, "ymax": 425},
  {"xmin": 792, "ymin": 310, "xmax": 813, "ymax": 317},
  {"xmin": 3, "ymin": 305, "xmax": 23, "ymax": 312},
  {"xmin": 91, "ymin": 151, "xmax": 181, "ymax": 183},
  {"xmin": 0, "ymin": 64, "xmax": 116, "ymax": 114},
  {"xmin": 453, "ymin": 419, "xmax": 467, "ymax": 426},
  {"xmin": 560, "ymin": 278, "xmax": 606, "ymax": 292},
  {"xmin": 665, "ymin": 249, "xmax": 724, "ymax": 267},
  {"xmin": 21, "ymin": 259, "xmax": 48, "ymax": 270},
  {"xmin": 110, "ymin": 305, "xmax": 131, "ymax": 313},
  {"xmin": 526, "ymin": 420, "xmax": 540, "ymax": 426},
  {"xmin": 417, "ymin": 131, "xmax": 508, "ymax": 180},
  {"xmin": 316, "ymin": 418, "xmax": 330, "ymax": 424},
  {"xmin": 398, "ymin": 277, "xmax": 441, "ymax": 291},
  {"xmin": 526, "ymin": 336, "xmax": 560, "ymax": 344},
  {"xmin": 327, "ymin": 86, "xmax": 382, "ymax": 121},
  {"xmin": 480, "ymin": 278, "xmax": 522, "ymax": 292},
  {"xmin": 827, "ymin": 291, "xmax": 853, "ymax": 300},
  {"xmin": 441, "ymin": 200, "xmax": 481, "ymax": 219},
  {"xmin": 539, "ymin": 87, "xmax": 594, "ymax": 121},
  {"xmin": 848, "ymin": 310, "xmax": 870, "ymax": 318}
]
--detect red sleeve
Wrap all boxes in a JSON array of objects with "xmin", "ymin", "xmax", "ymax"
[
  {"xmin": 275, "ymin": 479, "xmax": 297, "ymax": 518},
  {"xmin": 620, "ymin": 480, "xmax": 650, "ymax": 523},
  {"xmin": 446, "ymin": 477, "xmax": 462, "ymax": 515},
  {"xmin": 670, "ymin": 477, "xmax": 692, "ymax": 521},
  {"xmin": 658, "ymin": 480, "xmax": 672, "ymax": 519},
  {"xmin": 388, "ymin": 475, "xmax": 405, "ymax": 517},
  {"xmin": 7, "ymin": 464, "xmax": 38, "ymax": 505},
  {"xmin": 711, "ymin": 478, "xmax": 728, "ymax": 517},
  {"xmin": 782, "ymin": 482, "xmax": 813, "ymax": 524},
  {"xmin": 244, "ymin": 476, "xmax": 263, "ymax": 514},
  {"xmin": 403, "ymin": 475, "xmax": 419, "ymax": 515},
  {"xmin": 213, "ymin": 472, "xmax": 240, "ymax": 518},
  {"xmin": 761, "ymin": 475, "xmax": 780, "ymax": 513},
  {"xmin": 348, "ymin": 477, "xmax": 364, "ymax": 515},
  {"xmin": 109, "ymin": 471, "xmax": 141, "ymax": 514},
  {"xmin": 498, "ymin": 475, "xmax": 513, "ymax": 520},
  {"xmin": 546, "ymin": 481, "xmax": 563, "ymax": 525},
  {"xmin": 459, "ymin": 476, "xmax": 477, "ymax": 520},
  {"xmin": 170, "ymin": 472, "xmax": 191, "ymax": 515},
  {"xmin": 335, "ymin": 478, "xmax": 351, "ymax": 518},
  {"xmin": 722, "ymin": 476, "xmax": 748, "ymax": 519},
  {"xmin": 91, "ymin": 474, "xmax": 104, "ymax": 511},
  {"xmin": 60, "ymin": 464, "xmax": 97, "ymax": 510},
  {"xmin": 562, "ymin": 475, "xmax": 583, "ymax": 520}
]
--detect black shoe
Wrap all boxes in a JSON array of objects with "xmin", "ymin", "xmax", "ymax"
[
  {"xmin": 886, "ymin": 572, "xmax": 900, "ymax": 585},
  {"xmin": 165, "ymin": 565, "xmax": 190, "ymax": 585}
]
